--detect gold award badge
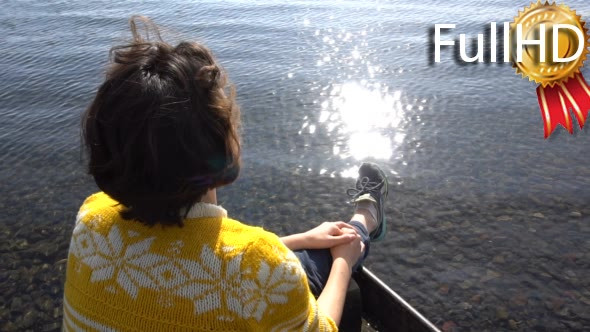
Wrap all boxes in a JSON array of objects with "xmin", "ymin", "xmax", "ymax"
[{"xmin": 511, "ymin": 1, "xmax": 590, "ymax": 137}]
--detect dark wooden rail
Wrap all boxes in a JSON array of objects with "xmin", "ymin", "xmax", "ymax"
[{"xmin": 339, "ymin": 267, "xmax": 440, "ymax": 332}]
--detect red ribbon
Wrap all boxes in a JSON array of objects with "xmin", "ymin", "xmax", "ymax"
[{"xmin": 536, "ymin": 73, "xmax": 590, "ymax": 138}]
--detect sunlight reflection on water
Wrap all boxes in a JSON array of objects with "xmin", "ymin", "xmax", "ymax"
[
  {"xmin": 303, "ymin": 81, "xmax": 415, "ymax": 177},
  {"xmin": 291, "ymin": 17, "xmax": 427, "ymax": 178}
]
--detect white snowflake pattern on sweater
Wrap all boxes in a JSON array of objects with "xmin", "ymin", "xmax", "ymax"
[{"xmin": 69, "ymin": 222, "xmax": 302, "ymax": 322}]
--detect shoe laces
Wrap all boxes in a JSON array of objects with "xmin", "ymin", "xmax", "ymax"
[{"xmin": 346, "ymin": 176, "xmax": 384, "ymax": 202}]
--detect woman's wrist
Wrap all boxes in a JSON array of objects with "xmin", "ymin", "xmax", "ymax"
[
  {"xmin": 331, "ymin": 256, "xmax": 353, "ymax": 275},
  {"xmin": 279, "ymin": 233, "xmax": 308, "ymax": 251}
]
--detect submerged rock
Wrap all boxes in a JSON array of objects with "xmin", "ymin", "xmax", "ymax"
[
  {"xmin": 10, "ymin": 297, "xmax": 23, "ymax": 313},
  {"xmin": 438, "ymin": 284, "xmax": 450, "ymax": 295},
  {"xmin": 492, "ymin": 255, "xmax": 505, "ymax": 264},
  {"xmin": 441, "ymin": 320, "xmax": 457, "ymax": 332},
  {"xmin": 20, "ymin": 310, "xmax": 36, "ymax": 329},
  {"xmin": 496, "ymin": 306, "xmax": 509, "ymax": 319}
]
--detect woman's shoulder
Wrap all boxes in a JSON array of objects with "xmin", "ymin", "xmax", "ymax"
[
  {"xmin": 79, "ymin": 191, "xmax": 118, "ymax": 207},
  {"xmin": 74, "ymin": 192, "xmax": 122, "ymax": 229},
  {"xmin": 219, "ymin": 219, "xmax": 296, "ymax": 266},
  {"xmin": 220, "ymin": 217, "xmax": 272, "ymax": 235},
  {"xmin": 219, "ymin": 217, "xmax": 284, "ymax": 251}
]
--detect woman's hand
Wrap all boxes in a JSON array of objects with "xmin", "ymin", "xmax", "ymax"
[
  {"xmin": 280, "ymin": 221, "xmax": 358, "ymax": 251},
  {"xmin": 303, "ymin": 221, "xmax": 358, "ymax": 249},
  {"xmin": 330, "ymin": 233, "xmax": 364, "ymax": 271}
]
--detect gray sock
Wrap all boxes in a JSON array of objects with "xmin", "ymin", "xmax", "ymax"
[{"xmin": 355, "ymin": 199, "xmax": 378, "ymax": 230}]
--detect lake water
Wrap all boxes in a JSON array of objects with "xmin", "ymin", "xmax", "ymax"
[{"xmin": 1, "ymin": 0, "xmax": 590, "ymax": 330}]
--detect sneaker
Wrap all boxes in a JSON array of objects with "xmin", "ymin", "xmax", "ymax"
[{"xmin": 346, "ymin": 162, "xmax": 389, "ymax": 241}]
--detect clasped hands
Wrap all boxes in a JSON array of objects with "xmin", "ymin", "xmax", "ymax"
[{"xmin": 281, "ymin": 222, "xmax": 365, "ymax": 267}]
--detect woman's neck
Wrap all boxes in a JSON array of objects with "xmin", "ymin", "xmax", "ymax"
[{"xmin": 200, "ymin": 189, "xmax": 217, "ymax": 204}]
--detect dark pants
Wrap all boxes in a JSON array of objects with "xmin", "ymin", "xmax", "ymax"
[{"xmin": 294, "ymin": 220, "xmax": 370, "ymax": 297}]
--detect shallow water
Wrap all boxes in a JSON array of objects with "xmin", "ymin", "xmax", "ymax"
[{"xmin": 1, "ymin": 0, "xmax": 590, "ymax": 330}]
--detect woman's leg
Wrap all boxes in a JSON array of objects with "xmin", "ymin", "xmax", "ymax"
[
  {"xmin": 294, "ymin": 162, "xmax": 389, "ymax": 297},
  {"xmin": 294, "ymin": 218, "xmax": 371, "ymax": 298}
]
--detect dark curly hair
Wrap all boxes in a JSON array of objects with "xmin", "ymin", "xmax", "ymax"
[{"xmin": 82, "ymin": 16, "xmax": 241, "ymax": 226}]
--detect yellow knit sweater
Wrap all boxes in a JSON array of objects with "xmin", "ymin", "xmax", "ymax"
[{"xmin": 63, "ymin": 192, "xmax": 338, "ymax": 331}]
